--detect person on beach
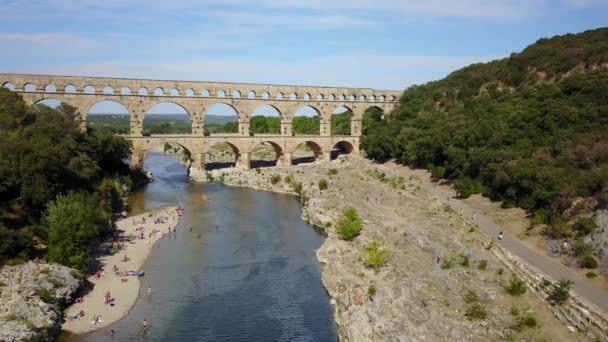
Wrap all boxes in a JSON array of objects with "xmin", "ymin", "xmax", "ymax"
[
  {"xmin": 110, "ymin": 329, "xmax": 115, "ymax": 337},
  {"xmin": 498, "ymin": 231, "xmax": 504, "ymax": 240},
  {"xmin": 143, "ymin": 319, "xmax": 148, "ymax": 329},
  {"xmin": 147, "ymin": 286, "xmax": 152, "ymax": 296}
]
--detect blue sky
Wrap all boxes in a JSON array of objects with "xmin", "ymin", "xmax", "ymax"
[{"xmin": 0, "ymin": 0, "xmax": 606, "ymax": 115}]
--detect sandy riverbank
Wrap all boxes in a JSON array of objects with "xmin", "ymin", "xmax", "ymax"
[
  {"xmin": 208, "ymin": 156, "xmax": 592, "ymax": 341},
  {"xmin": 61, "ymin": 206, "xmax": 181, "ymax": 335}
]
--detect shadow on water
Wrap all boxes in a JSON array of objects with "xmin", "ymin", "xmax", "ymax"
[{"xmin": 59, "ymin": 151, "xmax": 336, "ymax": 342}]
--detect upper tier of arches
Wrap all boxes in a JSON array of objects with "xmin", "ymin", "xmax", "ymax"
[{"xmin": 1, "ymin": 74, "xmax": 399, "ymax": 103}]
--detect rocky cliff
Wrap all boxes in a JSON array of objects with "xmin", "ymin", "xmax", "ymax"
[{"xmin": 0, "ymin": 262, "xmax": 82, "ymax": 342}]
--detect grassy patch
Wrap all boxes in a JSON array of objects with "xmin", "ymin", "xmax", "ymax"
[
  {"xmin": 336, "ymin": 208, "xmax": 362, "ymax": 241},
  {"xmin": 361, "ymin": 237, "xmax": 389, "ymax": 272},
  {"xmin": 504, "ymin": 277, "xmax": 527, "ymax": 296}
]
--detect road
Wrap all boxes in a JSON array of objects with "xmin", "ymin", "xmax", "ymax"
[{"xmin": 386, "ymin": 163, "xmax": 608, "ymax": 313}]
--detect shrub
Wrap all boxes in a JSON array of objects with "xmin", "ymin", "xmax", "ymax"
[
  {"xmin": 291, "ymin": 181, "xmax": 303, "ymax": 196},
  {"xmin": 548, "ymin": 279, "xmax": 572, "ymax": 305},
  {"xmin": 368, "ymin": 285, "xmax": 377, "ymax": 299},
  {"xmin": 580, "ymin": 255, "xmax": 599, "ymax": 269},
  {"xmin": 542, "ymin": 218, "xmax": 573, "ymax": 239},
  {"xmin": 586, "ymin": 271, "xmax": 598, "ymax": 279},
  {"xmin": 504, "ymin": 277, "xmax": 527, "ymax": 296},
  {"xmin": 284, "ymin": 173, "xmax": 295, "ymax": 185},
  {"xmin": 440, "ymin": 257, "xmax": 455, "ymax": 270},
  {"xmin": 497, "ymin": 268, "xmax": 504, "ymax": 275},
  {"xmin": 464, "ymin": 290, "xmax": 479, "ymax": 303},
  {"xmin": 510, "ymin": 306, "xmax": 520, "ymax": 316},
  {"xmin": 336, "ymin": 208, "xmax": 362, "ymax": 241},
  {"xmin": 572, "ymin": 217, "xmax": 597, "ymax": 236},
  {"xmin": 362, "ymin": 237, "xmax": 389, "ymax": 272},
  {"xmin": 35, "ymin": 288, "xmax": 55, "ymax": 304},
  {"xmin": 511, "ymin": 314, "xmax": 538, "ymax": 332},
  {"xmin": 571, "ymin": 240, "xmax": 593, "ymax": 257},
  {"xmin": 328, "ymin": 169, "xmax": 338, "ymax": 175},
  {"xmin": 319, "ymin": 179, "xmax": 328, "ymax": 190},
  {"xmin": 270, "ymin": 174, "xmax": 281, "ymax": 185},
  {"xmin": 465, "ymin": 303, "xmax": 487, "ymax": 320},
  {"xmin": 460, "ymin": 253, "xmax": 470, "ymax": 267},
  {"xmin": 477, "ymin": 260, "xmax": 488, "ymax": 270},
  {"xmin": 430, "ymin": 165, "xmax": 446, "ymax": 181}
]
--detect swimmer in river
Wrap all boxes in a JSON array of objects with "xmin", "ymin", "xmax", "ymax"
[{"xmin": 197, "ymin": 233, "xmax": 202, "ymax": 239}]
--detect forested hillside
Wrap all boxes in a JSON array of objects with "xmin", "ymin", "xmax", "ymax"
[
  {"xmin": 0, "ymin": 89, "xmax": 135, "ymax": 271},
  {"xmin": 363, "ymin": 28, "xmax": 608, "ymax": 245}
]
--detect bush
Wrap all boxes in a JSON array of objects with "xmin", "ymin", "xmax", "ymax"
[
  {"xmin": 284, "ymin": 173, "xmax": 295, "ymax": 185},
  {"xmin": 35, "ymin": 288, "xmax": 55, "ymax": 304},
  {"xmin": 477, "ymin": 260, "xmax": 488, "ymax": 270},
  {"xmin": 572, "ymin": 217, "xmax": 597, "ymax": 236},
  {"xmin": 465, "ymin": 303, "xmax": 487, "ymax": 320},
  {"xmin": 460, "ymin": 253, "xmax": 470, "ymax": 267},
  {"xmin": 319, "ymin": 179, "xmax": 328, "ymax": 190},
  {"xmin": 291, "ymin": 181, "xmax": 303, "ymax": 196},
  {"xmin": 328, "ymin": 169, "xmax": 338, "ymax": 175},
  {"xmin": 270, "ymin": 174, "xmax": 281, "ymax": 185},
  {"xmin": 511, "ymin": 314, "xmax": 538, "ymax": 332},
  {"xmin": 336, "ymin": 208, "xmax": 362, "ymax": 241},
  {"xmin": 548, "ymin": 279, "xmax": 572, "ymax": 305},
  {"xmin": 504, "ymin": 277, "xmax": 527, "ymax": 296},
  {"xmin": 571, "ymin": 240, "xmax": 593, "ymax": 257},
  {"xmin": 361, "ymin": 237, "xmax": 389, "ymax": 272},
  {"xmin": 440, "ymin": 257, "xmax": 455, "ymax": 269},
  {"xmin": 464, "ymin": 290, "xmax": 479, "ymax": 303},
  {"xmin": 580, "ymin": 255, "xmax": 599, "ymax": 269},
  {"xmin": 368, "ymin": 285, "xmax": 377, "ymax": 299},
  {"xmin": 586, "ymin": 271, "xmax": 598, "ymax": 279},
  {"xmin": 543, "ymin": 218, "xmax": 573, "ymax": 239}
]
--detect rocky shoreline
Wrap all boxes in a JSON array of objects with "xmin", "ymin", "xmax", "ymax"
[
  {"xmin": 0, "ymin": 262, "xmax": 82, "ymax": 342},
  {"xmin": 202, "ymin": 155, "xmax": 592, "ymax": 341}
]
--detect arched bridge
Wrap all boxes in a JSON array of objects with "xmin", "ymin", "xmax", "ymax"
[{"xmin": 1, "ymin": 73, "xmax": 399, "ymax": 177}]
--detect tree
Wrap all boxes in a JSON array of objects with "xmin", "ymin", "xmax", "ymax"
[{"xmin": 45, "ymin": 191, "xmax": 110, "ymax": 272}]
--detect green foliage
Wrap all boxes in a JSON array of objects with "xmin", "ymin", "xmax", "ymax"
[
  {"xmin": 586, "ymin": 271, "xmax": 598, "ymax": 279},
  {"xmin": 579, "ymin": 255, "xmax": 599, "ymax": 269},
  {"xmin": 477, "ymin": 259, "xmax": 488, "ymax": 270},
  {"xmin": 362, "ymin": 28, "xmax": 608, "ymax": 221},
  {"xmin": 291, "ymin": 181, "xmax": 303, "ymax": 196},
  {"xmin": 511, "ymin": 314, "xmax": 538, "ymax": 332},
  {"xmin": 328, "ymin": 169, "xmax": 338, "ymax": 175},
  {"xmin": 361, "ymin": 237, "xmax": 389, "ymax": 272},
  {"xmin": 45, "ymin": 191, "xmax": 110, "ymax": 272},
  {"xmin": 459, "ymin": 253, "xmax": 470, "ymax": 267},
  {"xmin": 293, "ymin": 116, "xmax": 320, "ymax": 135},
  {"xmin": 504, "ymin": 277, "xmax": 527, "ymax": 296},
  {"xmin": 331, "ymin": 111, "xmax": 352, "ymax": 136},
  {"xmin": 0, "ymin": 90, "xmax": 131, "ymax": 265},
  {"xmin": 319, "ymin": 179, "xmax": 328, "ymax": 190},
  {"xmin": 572, "ymin": 240, "xmax": 593, "ymax": 257},
  {"xmin": 543, "ymin": 218, "xmax": 573, "ymax": 239},
  {"xmin": 572, "ymin": 217, "xmax": 597, "ymax": 236},
  {"xmin": 464, "ymin": 290, "xmax": 479, "ymax": 303},
  {"xmin": 336, "ymin": 208, "xmax": 362, "ymax": 241},
  {"xmin": 440, "ymin": 257, "xmax": 455, "ymax": 270},
  {"xmin": 284, "ymin": 173, "xmax": 295, "ymax": 185},
  {"xmin": 250, "ymin": 116, "xmax": 280, "ymax": 134},
  {"xmin": 465, "ymin": 303, "xmax": 487, "ymax": 321},
  {"xmin": 35, "ymin": 288, "xmax": 55, "ymax": 304},
  {"xmin": 270, "ymin": 174, "xmax": 281, "ymax": 185},
  {"xmin": 548, "ymin": 279, "xmax": 572, "ymax": 305},
  {"xmin": 367, "ymin": 285, "xmax": 377, "ymax": 298}
]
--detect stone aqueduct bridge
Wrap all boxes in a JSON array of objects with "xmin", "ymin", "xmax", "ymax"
[{"xmin": 1, "ymin": 73, "xmax": 399, "ymax": 176}]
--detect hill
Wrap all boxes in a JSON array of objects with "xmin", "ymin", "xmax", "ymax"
[{"xmin": 362, "ymin": 27, "xmax": 608, "ymax": 268}]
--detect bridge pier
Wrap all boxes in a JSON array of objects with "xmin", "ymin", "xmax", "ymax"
[
  {"xmin": 236, "ymin": 152, "xmax": 251, "ymax": 170},
  {"xmin": 277, "ymin": 152, "xmax": 292, "ymax": 167},
  {"xmin": 320, "ymin": 151, "xmax": 332, "ymax": 162},
  {"xmin": 131, "ymin": 151, "xmax": 146, "ymax": 169},
  {"xmin": 190, "ymin": 152, "xmax": 206, "ymax": 178}
]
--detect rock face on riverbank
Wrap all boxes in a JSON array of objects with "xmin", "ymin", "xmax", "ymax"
[
  {"xmin": 0, "ymin": 262, "xmax": 82, "ymax": 342},
  {"xmin": 211, "ymin": 155, "xmax": 590, "ymax": 341}
]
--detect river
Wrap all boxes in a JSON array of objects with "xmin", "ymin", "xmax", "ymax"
[{"xmin": 59, "ymin": 151, "xmax": 337, "ymax": 342}]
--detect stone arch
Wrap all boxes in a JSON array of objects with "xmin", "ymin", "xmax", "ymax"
[
  {"xmin": 349, "ymin": 95, "xmax": 355, "ymax": 101},
  {"xmin": 2, "ymin": 82, "xmax": 15, "ymax": 91},
  {"xmin": 339, "ymin": 94, "xmax": 345, "ymax": 101},
  {"xmin": 24, "ymin": 83, "xmax": 37, "ymax": 92},
  {"xmin": 289, "ymin": 92, "xmax": 297, "ymax": 100},
  {"xmin": 103, "ymin": 86, "xmax": 114, "ymax": 95},
  {"xmin": 359, "ymin": 95, "xmax": 366, "ymax": 102},
  {"xmin": 33, "ymin": 98, "xmax": 61, "ymax": 108},
  {"xmin": 138, "ymin": 87, "xmax": 148, "ymax": 95},
  {"xmin": 154, "ymin": 87, "xmax": 164, "ymax": 96},
  {"xmin": 379, "ymin": 95, "xmax": 385, "ymax": 102},
  {"xmin": 87, "ymin": 99, "xmax": 130, "ymax": 134},
  {"xmin": 248, "ymin": 90, "xmax": 256, "ymax": 99},
  {"xmin": 329, "ymin": 94, "xmax": 335, "ymax": 101},
  {"xmin": 275, "ymin": 92, "xmax": 283, "ymax": 100},
  {"xmin": 369, "ymin": 95, "xmax": 375, "ymax": 102},
  {"xmin": 170, "ymin": 88, "xmax": 180, "ymax": 96},
  {"xmin": 201, "ymin": 89, "xmax": 210, "ymax": 97},
  {"xmin": 217, "ymin": 89, "xmax": 226, "ymax": 98},
  {"xmin": 250, "ymin": 141, "xmax": 283, "ymax": 168},
  {"xmin": 204, "ymin": 103, "xmax": 239, "ymax": 134},
  {"xmin": 84, "ymin": 85, "xmax": 96, "ymax": 94},
  {"xmin": 205, "ymin": 141, "xmax": 241, "ymax": 170},
  {"xmin": 303, "ymin": 93, "xmax": 311, "ymax": 101},
  {"xmin": 65, "ymin": 84, "xmax": 77, "ymax": 93},
  {"xmin": 292, "ymin": 141, "xmax": 323, "ymax": 165},
  {"xmin": 140, "ymin": 140, "xmax": 194, "ymax": 174},
  {"xmin": 389, "ymin": 95, "xmax": 395, "ymax": 101},
  {"xmin": 44, "ymin": 84, "xmax": 57, "ymax": 93},
  {"xmin": 293, "ymin": 105, "xmax": 321, "ymax": 135},
  {"xmin": 250, "ymin": 104, "xmax": 282, "ymax": 135},
  {"xmin": 121, "ymin": 87, "xmax": 132, "ymax": 95},
  {"xmin": 331, "ymin": 140, "xmax": 354, "ymax": 160},
  {"xmin": 185, "ymin": 88, "xmax": 195, "ymax": 96},
  {"xmin": 261, "ymin": 91, "xmax": 270, "ymax": 99},
  {"xmin": 316, "ymin": 94, "xmax": 324, "ymax": 101},
  {"xmin": 331, "ymin": 105, "xmax": 353, "ymax": 136},
  {"xmin": 232, "ymin": 90, "xmax": 241, "ymax": 98}
]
